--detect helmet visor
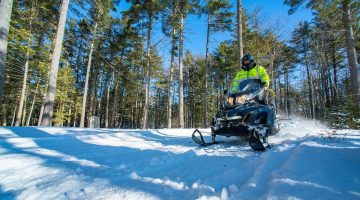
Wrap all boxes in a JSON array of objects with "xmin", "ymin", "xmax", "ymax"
[{"xmin": 243, "ymin": 59, "xmax": 251, "ymax": 66}]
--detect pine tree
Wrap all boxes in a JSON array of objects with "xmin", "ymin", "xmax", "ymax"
[
  {"xmin": 284, "ymin": 0, "xmax": 359, "ymax": 115},
  {"xmin": 236, "ymin": 0, "xmax": 244, "ymax": 68},
  {"xmin": 178, "ymin": 0, "xmax": 200, "ymax": 128},
  {"xmin": 79, "ymin": 0, "xmax": 116, "ymax": 128},
  {"xmin": 202, "ymin": 0, "xmax": 233, "ymax": 127}
]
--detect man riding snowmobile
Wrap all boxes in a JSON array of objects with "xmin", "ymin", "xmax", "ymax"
[
  {"xmin": 192, "ymin": 54, "xmax": 278, "ymax": 151},
  {"xmin": 228, "ymin": 54, "xmax": 270, "ymax": 106}
]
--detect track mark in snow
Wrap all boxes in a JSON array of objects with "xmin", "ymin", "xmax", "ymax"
[
  {"xmin": 130, "ymin": 172, "xmax": 189, "ymax": 191},
  {"xmin": 235, "ymin": 138, "xmax": 306, "ymax": 199},
  {"xmin": 272, "ymin": 178, "xmax": 340, "ymax": 193}
]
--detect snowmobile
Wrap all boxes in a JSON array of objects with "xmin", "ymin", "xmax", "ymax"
[{"xmin": 192, "ymin": 79, "xmax": 279, "ymax": 151}]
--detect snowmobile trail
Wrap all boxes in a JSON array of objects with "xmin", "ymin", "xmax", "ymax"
[
  {"xmin": 236, "ymin": 139, "xmax": 305, "ymax": 199},
  {"xmin": 0, "ymin": 123, "xmax": 360, "ymax": 199}
]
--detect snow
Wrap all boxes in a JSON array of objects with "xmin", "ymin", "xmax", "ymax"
[{"xmin": 0, "ymin": 118, "xmax": 360, "ymax": 200}]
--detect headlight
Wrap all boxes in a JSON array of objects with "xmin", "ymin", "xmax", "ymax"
[
  {"xmin": 228, "ymin": 95, "xmax": 248, "ymax": 105},
  {"xmin": 227, "ymin": 96, "xmax": 234, "ymax": 105},
  {"xmin": 236, "ymin": 95, "xmax": 248, "ymax": 104}
]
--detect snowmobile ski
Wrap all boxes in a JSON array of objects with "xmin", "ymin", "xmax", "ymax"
[
  {"xmin": 248, "ymin": 130, "xmax": 270, "ymax": 151},
  {"xmin": 192, "ymin": 129, "xmax": 219, "ymax": 146}
]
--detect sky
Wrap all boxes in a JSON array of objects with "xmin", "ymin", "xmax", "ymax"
[
  {"xmin": 114, "ymin": 0, "xmax": 313, "ymax": 68},
  {"xmin": 1, "ymin": 118, "xmax": 360, "ymax": 199},
  {"xmin": 182, "ymin": 0, "xmax": 313, "ymax": 56}
]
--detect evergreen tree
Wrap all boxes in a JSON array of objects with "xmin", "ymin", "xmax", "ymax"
[
  {"xmin": 202, "ymin": 0, "xmax": 233, "ymax": 127},
  {"xmin": 284, "ymin": 0, "xmax": 359, "ymax": 115},
  {"xmin": 178, "ymin": 0, "xmax": 200, "ymax": 128}
]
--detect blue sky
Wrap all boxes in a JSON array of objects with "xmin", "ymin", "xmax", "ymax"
[
  {"xmin": 182, "ymin": 0, "xmax": 313, "ymax": 56},
  {"xmin": 115, "ymin": 0, "xmax": 313, "ymax": 68}
]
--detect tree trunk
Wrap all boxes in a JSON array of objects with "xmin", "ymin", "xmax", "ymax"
[
  {"xmin": 111, "ymin": 79, "xmax": 119, "ymax": 128},
  {"xmin": 204, "ymin": 15, "xmax": 211, "ymax": 128},
  {"xmin": 321, "ymin": 52, "xmax": 331, "ymax": 108},
  {"xmin": 325, "ymin": 51, "xmax": 334, "ymax": 102},
  {"xmin": 105, "ymin": 73, "xmax": 112, "ymax": 128},
  {"xmin": 285, "ymin": 66, "xmax": 291, "ymax": 117},
  {"xmin": 300, "ymin": 94, "xmax": 307, "ymax": 117},
  {"xmin": 332, "ymin": 42, "xmax": 339, "ymax": 101},
  {"xmin": 88, "ymin": 64, "xmax": 98, "ymax": 122},
  {"xmin": 167, "ymin": 28, "xmax": 176, "ymax": 129},
  {"xmin": 306, "ymin": 64, "xmax": 315, "ymax": 119},
  {"xmin": 274, "ymin": 72, "xmax": 278, "ymax": 111},
  {"xmin": 41, "ymin": 0, "xmax": 69, "ymax": 126},
  {"xmin": 16, "ymin": 3, "xmax": 34, "ymax": 127},
  {"xmin": 11, "ymin": 105, "xmax": 16, "ymax": 126},
  {"xmin": 2, "ymin": 104, "xmax": 7, "ymax": 126},
  {"xmin": 0, "ymin": 0, "xmax": 14, "ymax": 104},
  {"xmin": 278, "ymin": 75, "xmax": 283, "ymax": 111},
  {"xmin": 38, "ymin": 32, "xmax": 57, "ymax": 125},
  {"xmin": 236, "ymin": 0, "xmax": 244, "ymax": 69},
  {"xmin": 342, "ymin": 0, "xmax": 359, "ymax": 111},
  {"xmin": 26, "ymin": 82, "xmax": 39, "ymax": 126},
  {"xmin": 67, "ymin": 107, "xmax": 71, "ymax": 127},
  {"xmin": 142, "ymin": 2, "xmax": 153, "ymax": 129},
  {"xmin": 73, "ymin": 106, "xmax": 77, "ymax": 127},
  {"xmin": 303, "ymin": 41, "xmax": 315, "ymax": 119},
  {"xmin": 178, "ymin": 13, "xmax": 185, "ymax": 128},
  {"xmin": 38, "ymin": 95, "xmax": 45, "ymax": 126},
  {"xmin": 21, "ymin": 89, "xmax": 28, "ymax": 126},
  {"xmin": 80, "ymin": 22, "xmax": 97, "ymax": 128},
  {"xmin": 15, "ymin": 54, "xmax": 29, "ymax": 126}
]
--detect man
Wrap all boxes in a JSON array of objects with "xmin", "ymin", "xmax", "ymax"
[{"xmin": 228, "ymin": 54, "xmax": 271, "ymax": 105}]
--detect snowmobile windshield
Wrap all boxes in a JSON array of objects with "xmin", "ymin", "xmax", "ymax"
[{"xmin": 236, "ymin": 79, "xmax": 261, "ymax": 95}]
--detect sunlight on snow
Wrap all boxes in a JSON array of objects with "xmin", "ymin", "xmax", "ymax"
[
  {"xmin": 76, "ymin": 132, "xmax": 193, "ymax": 154},
  {"xmin": 130, "ymin": 172, "xmax": 189, "ymax": 191},
  {"xmin": 0, "ymin": 150, "xmax": 160, "ymax": 200},
  {"xmin": 301, "ymin": 141, "xmax": 360, "ymax": 149},
  {"xmin": 2, "ymin": 129, "xmax": 104, "ymax": 168}
]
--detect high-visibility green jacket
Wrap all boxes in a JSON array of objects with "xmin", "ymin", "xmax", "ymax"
[{"xmin": 230, "ymin": 65, "xmax": 270, "ymax": 93}]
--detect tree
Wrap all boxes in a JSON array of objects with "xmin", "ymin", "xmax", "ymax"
[
  {"xmin": 342, "ymin": 0, "xmax": 359, "ymax": 113},
  {"xmin": 178, "ymin": 0, "xmax": 200, "ymax": 128},
  {"xmin": 161, "ymin": 0, "xmax": 179, "ymax": 128},
  {"xmin": 202, "ymin": 0, "xmax": 233, "ymax": 127},
  {"xmin": 0, "ymin": 0, "xmax": 14, "ymax": 105},
  {"xmin": 291, "ymin": 22, "xmax": 315, "ymax": 119},
  {"xmin": 163, "ymin": 19, "xmax": 178, "ymax": 129},
  {"xmin": 284, "ymin": 0, "xmax": 359, "ymax": 114},
  {"xmin": 41, "ymin": 0, "xmax": 69, "ymax": 126},
  {"xmin": 237, "ymin": 0, "xmax": 244, "ymax": 69},
  {"xmin": 52, "ymin": 64, "xmax": 76, "ymax": 126},
  {"xmin": 15, "ymin": 2, "xmax": 35, "ymax": 126},
  {"xmin": 124, "ymin": 0, "xmax": 164, "ymax": 129},
  {"xmin": 142, "ymin": 0, "xmax": 154, "ymax": 129}
]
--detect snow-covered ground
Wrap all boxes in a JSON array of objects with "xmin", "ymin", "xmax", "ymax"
[{"xmin": 0, "ymin": 118, "xmax": 360, "ymax": 200}]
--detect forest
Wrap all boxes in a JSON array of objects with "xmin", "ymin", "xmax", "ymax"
[{"xmin": 0, "ymin": 0, "xmax": 359, "ymax": 129}]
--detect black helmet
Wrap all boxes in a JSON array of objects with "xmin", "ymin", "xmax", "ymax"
[{"xmin": 241, "ymin": 54, "xmax": 255, "ymax": 70}]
